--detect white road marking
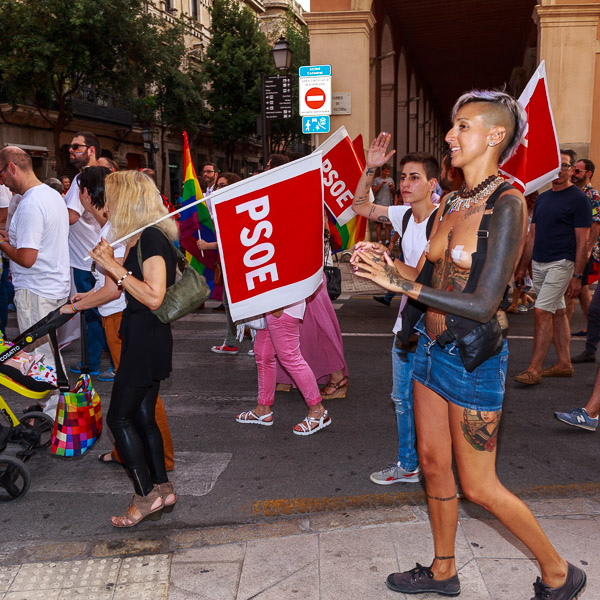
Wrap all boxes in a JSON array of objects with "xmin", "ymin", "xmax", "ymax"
[{"xmin": 30, "ymin": 452, "xmax": 232, "ymax": 497}]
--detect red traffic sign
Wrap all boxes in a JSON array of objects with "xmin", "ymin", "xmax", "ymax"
[{"xmin": 305, "ymin": 87, "xmax": 326, "ymax": 110}]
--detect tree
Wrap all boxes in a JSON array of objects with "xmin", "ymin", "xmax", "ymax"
[
  {"xmin": 269, "ymin": 16, "xmax": 310, "ymax": 155},
  {"xmin": 134, "ymin": 20, "xmax": 207, "ymax": 192},
  {"xmin": 0, "ymin": 0, "xmax": 185, "ymax": 173},
  {"xmin": 203, "ymin": 0, "xmax": 273, "ymax": 169}
]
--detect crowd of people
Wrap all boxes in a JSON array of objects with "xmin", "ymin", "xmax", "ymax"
[{"xmin": 0, "ymin": 83, "xmax": 595, "ymax": 596}]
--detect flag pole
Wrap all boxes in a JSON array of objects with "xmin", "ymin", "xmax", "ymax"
[
  {"xmin": 83, "ymin": 193, "xmax": 210, "ymax": 261},
  {"xmin": 197, "ymin": 229, "xmax": 205, "ymax": 257}
]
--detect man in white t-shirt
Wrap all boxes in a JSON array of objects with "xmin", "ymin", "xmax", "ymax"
[
  {"xmin": 63, "ymin": 131, "xmax": 110, "ymax": 377},
  {"xmin": 0, "ymin": 146, "xmax": 70, "ymax": 372},
  {"xmin": 352, "ymin": 148, "xmax": 440, "ymax": 485}
]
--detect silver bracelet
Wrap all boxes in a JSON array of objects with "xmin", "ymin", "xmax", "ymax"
[{"xmin": 117, "ymin": 271, "xmax": 132, "ymax": 286}]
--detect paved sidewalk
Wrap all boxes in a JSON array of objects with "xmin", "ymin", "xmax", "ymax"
[{"xmin": 2, "ymin": 494, "xmax": 597, "ymax": 599}]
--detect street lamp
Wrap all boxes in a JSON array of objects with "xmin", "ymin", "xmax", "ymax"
[
  {"xmin": 261, "ymin": 37, "xmax": 293, "ymax": 169},
  {"xmin": 271, "ymin": 36, "xmax": 293, "ymax": 71},
  {"xmin": 142, "ymin": 127, "xmax": 156, "ymax": 170}
]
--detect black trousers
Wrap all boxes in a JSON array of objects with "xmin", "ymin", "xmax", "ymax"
[{"xmin": 107, "ymin": 380, "xmax": 167, "ymax": 496}]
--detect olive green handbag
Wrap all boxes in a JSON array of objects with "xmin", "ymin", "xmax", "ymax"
[{"xmin": 137, "ymin": 227, "xmax": 211, "ymax": 324}]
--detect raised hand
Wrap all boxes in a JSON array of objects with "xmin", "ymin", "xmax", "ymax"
[{"xmin": 366, "ymin": 132, "xmax": 396, "ymax": 169}]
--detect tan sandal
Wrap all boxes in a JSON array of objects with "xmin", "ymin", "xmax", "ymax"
[
  {"xmin": 320, "ymin": 376, "xmax": 349, "ymax": 399},
  {"xmin": 110, "ymin": 486, "xmax": 164, "ymax": 528},
  {"xmin": 158, "ymin": 482, "xmax": 177, "ymax": 514}
]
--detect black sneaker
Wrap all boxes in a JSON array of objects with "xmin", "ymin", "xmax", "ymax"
[
  {"xmin": 571, "ymin": 351, "xmax": 596, "ymax": 364},
  {"xmin": 530, "ymin": 562, "xmax": 586, "ymax": 599},
  {"xmin": 386, "ymin": 563, "xmax": 460, "ymax": 596},
  {"xmin": 373, "ymin": 295, "xmax": 391, "ymax": 307}
]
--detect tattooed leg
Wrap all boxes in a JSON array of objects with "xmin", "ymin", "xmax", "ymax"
[{"xmin": 460, "ymin": 409, "xmax": 501, "ymax": 452}]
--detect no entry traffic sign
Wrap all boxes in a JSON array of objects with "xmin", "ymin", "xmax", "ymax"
[
  {"xmin": 305, "ymin": 87, "xmax": 326, "ymax": 110},
  {"xmin": 299, "ymin": 68, "xmax": 331, "ymax": 117}
]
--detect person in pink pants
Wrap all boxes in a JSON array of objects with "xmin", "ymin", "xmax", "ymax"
[{"xmin": 235, "ymin": 300, "xmax": 331, "ymax": 435}]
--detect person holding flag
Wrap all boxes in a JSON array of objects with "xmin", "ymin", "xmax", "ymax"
[
  {"xmin": 178, "ymin": 133, "xmax": 222, "ymax": 304},
  {"xmin": 352, "ymin": 90, "xmax": 585, "ymax": 599}
]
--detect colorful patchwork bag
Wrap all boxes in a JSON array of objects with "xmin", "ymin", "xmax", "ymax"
[
  {"xmin": 51, "ymin": 373, "xmax": 102, "ymax": 457},
  {"xmin": 51, "ymin": 313, "xmax": 103, "ymax": 457}
]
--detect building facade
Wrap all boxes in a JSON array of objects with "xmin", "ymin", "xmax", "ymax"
[{"xmin": 306, "ymin": 0, "xmax": 600, "ymax": 178}]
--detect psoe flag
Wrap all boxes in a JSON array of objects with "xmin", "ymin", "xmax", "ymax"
[
  {"xmin": 500, "ymin": 60, "xmax": 561, "ymax": 195},
  {"xmin": 212, "ymin": 153, "xmax": 324, "ymax": 322},
  {"xmin": 314, "ymin": 126, "xmax": 372, "ymax": 226}
]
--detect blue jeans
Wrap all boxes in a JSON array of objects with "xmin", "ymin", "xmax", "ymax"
[
  {"xmin": 73, "ymin": 268, "xmax": 109, "ymax": 371},
  {"xmin": 391, "ymin": 342, "xmax": 418, "ymax": 472}
]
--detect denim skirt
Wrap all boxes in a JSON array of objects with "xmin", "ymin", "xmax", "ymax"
[{"xmin": 412, "ymin": 317, "xmax": 508, "ymax": 412}]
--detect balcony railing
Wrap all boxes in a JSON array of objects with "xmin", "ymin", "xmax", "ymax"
[{"xmin": 72, "ymin": 88, "xmax": 133, "ymax": 126}]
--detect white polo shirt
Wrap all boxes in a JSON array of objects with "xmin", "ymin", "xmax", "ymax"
[{"xmin": 9, "ymin": 183, "xmax": 70, "ymax": 299}]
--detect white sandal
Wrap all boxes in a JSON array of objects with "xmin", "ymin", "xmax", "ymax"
[
  {"xmin": 235, "ymin": 410, "xmax": 274, "ymax": 426},
  {"xmin": 293, "ymin": 410, "xmax": 331, "ymax": 436}
]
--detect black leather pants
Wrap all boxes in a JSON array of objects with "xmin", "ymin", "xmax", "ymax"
[{"xmin": 107, "ymin": 380, "xmax": 167, "ymax": 496}]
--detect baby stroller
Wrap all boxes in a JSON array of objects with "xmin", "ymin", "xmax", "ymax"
[{"xmin": 0, "ymin": 307, "xmax": 73, "ymax": 501}]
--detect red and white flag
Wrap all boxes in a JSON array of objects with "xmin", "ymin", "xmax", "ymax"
[
  {"xmin": 212, "ymin": 153, "xmax": 324, "ymax": 322},
  {"xmin": 315, "ymin": 126, "xmax": 373, "ymax": 226},
  {"xmin": 500, "ymin": 60, "xmax": 561, "ymax": 195}
]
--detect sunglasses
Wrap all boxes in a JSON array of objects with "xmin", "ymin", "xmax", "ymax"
[
  {"xmin": 572, "ymin": 168, "xmax": 588, "ymax": 175},
  {"xmin": 69, "ymin": 143, "xmax": 90, "ymax": 151}
]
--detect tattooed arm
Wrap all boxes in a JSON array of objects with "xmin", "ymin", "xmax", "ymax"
[
  {"xmin": 351, "ymin": 132, "xmax": 395, "ymax": 224},
  {"xmin": 351, "ymin": 241, "xmax": 422, "ymax": 281},
  {"xmin": 354, "ymin": 193, "xmax": 525, "ymax": 323}
]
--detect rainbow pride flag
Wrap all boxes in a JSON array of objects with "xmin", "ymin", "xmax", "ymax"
[
  {"xmin": 327, "ymin": 211, "xmax": 367, "ymax": 252},
  {"xmin": 178, "ymin": 132, "xmax": 222, "ymax": 299}
]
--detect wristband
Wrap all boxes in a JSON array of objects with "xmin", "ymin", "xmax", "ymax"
[
  {"xmin": 72, "ymin": 303, "xmax": 78, "ymax": 312},
  {"xmin": 572, "ymin": 274, "xmax": 583, "ymax": 280},
  {"xmin": 0, "ymin": 239, "xmax": 4, "ymax": 246},
  {"xmin": 117, "ymin": 271, "xmax": 132, "ymax": 286}
]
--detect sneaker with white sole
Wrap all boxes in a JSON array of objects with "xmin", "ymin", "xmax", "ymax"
[
  {"xmin": 554, "ymin": 407, "xmax": 598, "ymax": 431},
  {"xmin": 211, "ymin": 343, "xmax": 238, "ymax": 355},
  {"xmin": 370, "ymin": 462, "xmax": 420, "ymax": 485},
  {"xmin": 97, "ymin": 368, "xmax": 116, "ymax": 382}
]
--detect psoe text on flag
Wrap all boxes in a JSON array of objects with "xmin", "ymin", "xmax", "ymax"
[
  {"xmin": 314, "ymin": 126, "xmax": 373, "ymax": 227},
  {"xmin": 212, "ymin": 153, "xmax": 325, "ymax": 322}
]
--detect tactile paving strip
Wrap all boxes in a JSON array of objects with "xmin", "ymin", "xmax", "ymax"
[{"xmin": 1, "ymin": 555, "xmax": 170, "ymax": 599}]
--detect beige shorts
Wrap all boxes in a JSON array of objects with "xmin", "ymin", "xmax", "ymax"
[{"xmin": 532, "ymin": 259, "xmax": 574, "ymax": 313}]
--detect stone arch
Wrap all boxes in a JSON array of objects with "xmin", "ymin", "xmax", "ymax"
[
  {"xmin": 396, "ymin": 50, "xmax": 409, "ymax": 162},
  {"xmin": 408, "ymin": 73, "xmax": 418, "ymax": 152},
  {"xmin": 379, "ymin": 18, "xmax": 395, "ymax": 145}
]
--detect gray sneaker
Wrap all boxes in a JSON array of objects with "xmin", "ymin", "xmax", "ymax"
[
  {"xmin": 530, "ymin": 562, "xmax": 586, "ymax": 599},
  {"xmin": 386, "ymin": 563, "xmax": 460, "ymax": 596},
  {"xmin": 370, "ymin": 462, "xmax": 420, "ymax": 485},
  {"xmin": 554, "ymin": 407, "xmax": 598, "ymax": 431}
]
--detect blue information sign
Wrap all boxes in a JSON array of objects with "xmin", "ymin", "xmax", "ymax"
[
  {"xmin": 299, "ymin": 65, "xmax": 332, "ymax": 77},
  {"xmin": 302, "ymin": 116, "xmax": 330, "ymax": 134}
]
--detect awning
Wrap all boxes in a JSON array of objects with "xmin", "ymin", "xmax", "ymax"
[{"xmin": 4, "ymin": 143, "xmax": 50, "ymax": 156}]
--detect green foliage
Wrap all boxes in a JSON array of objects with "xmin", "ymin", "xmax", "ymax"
[
  {"xmin": 0, "ymin": 0, "xmax": 205, "ymax": 171},
  {"xmin": 203, "ymin": 0, "xmax": 273, "ymax": 166},
  {"xmin": 0, "ymin": 0, "xmax": 158, "ymax": 114}
]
